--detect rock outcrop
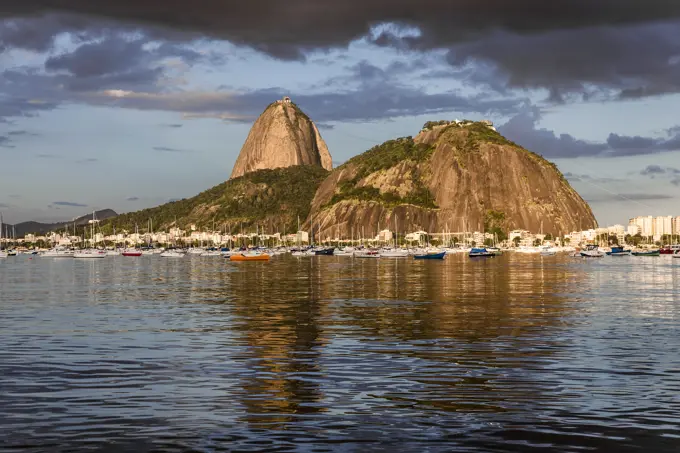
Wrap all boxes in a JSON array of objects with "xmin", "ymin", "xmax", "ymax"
[
  {"xmin": 230, "ymin": 97, "xmax": 332, "ymax": 179},
  {"xmin": 307, "ymin": 121, "xmax": 597, "ymax": 238}
]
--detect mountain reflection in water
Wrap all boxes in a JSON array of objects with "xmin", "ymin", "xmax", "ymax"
[{"xmin": 0, "ymin": 254, "xmax": 678, "ymax": 452}]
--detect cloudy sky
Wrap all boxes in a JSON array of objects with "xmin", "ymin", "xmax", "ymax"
[{"xmin": 1, "ymin": 1, "xmax": 679, "ymax": 226}]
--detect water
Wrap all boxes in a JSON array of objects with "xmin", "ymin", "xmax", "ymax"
[{"xmin": 1, "ymin": 254, "xmax": 679, "ymax": 452}]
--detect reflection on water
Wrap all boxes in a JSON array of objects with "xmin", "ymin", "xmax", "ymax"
[{"xmin": 1, "ymin": 254, "xmax": 679, "ymax": 452}]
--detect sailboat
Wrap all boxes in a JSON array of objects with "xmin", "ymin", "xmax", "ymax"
[
  {"xmin": 0, "ymin": 213, "xmax": 7, "ymax": 258},
  {"xmin": 74, "ymin": 211, "xmax": 107, "ymax": 258}
]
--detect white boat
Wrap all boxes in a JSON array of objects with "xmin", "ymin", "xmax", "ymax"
[
  {"xmin": 334, "ymin": 247, "xmax": 356, "ymax": 256},
  {"xmin": 42, "ymin": 248, "xmax": 75, "ymax": 258},
  {"xmin": 160, "ymin": 250, "xmax": 186, "ymax": 258},
  {"xmin": 580, "ymin": 245, "xmax": 604, "ymax": 258},
  {"xmin": 200, "ymin": 250, "xmax": 222, "ymax": 257},
  {"xmin": 187, "ymin": 248, "xmax": 204, "ymax": 255},
  {"xmin": 355, "ymin": 249, "xmax": 380, "ymax": 258},
  {"xmin": 74, "ymin": 249, "xmax": 107, "ymax": 259},
  {"xmin": 106, "ymin": 250, "xmax": 121, "ymax": 256},
  {"xmin": 539, "ymin": 245, "xmax": 556, "ymax": 256},
  {"xmin": 0, "ymin": 250, "xmax": 6, "ymax": 259},
  {"xmin": 0, "ymin": 213, "xmax": 7, "ymax": 258},
  {"xmin": 673, "ymin": 251, "xmax": 680, "ymax": 259},
  {"xmin": 379, "ymin": 248, "xmax": 409, "ymax": 258},
  {"xmin": 7, "ymin": 249, "xmax": 18, "ymax": 256}
]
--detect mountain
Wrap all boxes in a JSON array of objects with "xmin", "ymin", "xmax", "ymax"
[
  {"xmin": 230, "ymin": 97, "xmax": 332, "ymax": 179},
  {"xmin": 5, "ymin": 209, "xmax": 118, "ymax": 237},
  {"xmin": 102, "ymin": 166, "xmax": 329, "ymax": 234},
  {"xmin": 306, "ymin": 120, "xmax": 597, "ymax": 238}
]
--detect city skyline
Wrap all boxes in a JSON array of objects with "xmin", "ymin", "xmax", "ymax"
[{"xmin": 2, "ymin": 3, "xmax": 680, "ymax": 225}]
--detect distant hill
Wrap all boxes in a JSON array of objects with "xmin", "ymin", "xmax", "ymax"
[
  {"xmin": 5, "ymin": 209, "xmax": 118, "ymax": 237},
  {"xmin": 100, "ymin": 166, "xmax": 329, "ymax": 234}
]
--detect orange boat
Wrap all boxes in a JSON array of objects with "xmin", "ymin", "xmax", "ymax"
[{"xmin": 229, "ymin": 253, "xmax": 270, "ymax": 262}]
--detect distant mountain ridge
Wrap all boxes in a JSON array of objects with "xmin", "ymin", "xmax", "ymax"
[{"xmin": 4, "ymin": 209, "xmax": 118, "ymax": 237}]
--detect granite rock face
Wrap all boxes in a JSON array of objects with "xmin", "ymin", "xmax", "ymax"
[
  {"xmin": 230, "ymin": 98, "xmax": 332, "ymax": 179},
  {"xmin": 306, "ymin": 122, "xmax": 597, "ymax": 238}
]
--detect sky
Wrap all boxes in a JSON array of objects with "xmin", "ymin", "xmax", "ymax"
[{"xmin": 1, "ymin": 1, "xmax": 680, "ymax": 226}]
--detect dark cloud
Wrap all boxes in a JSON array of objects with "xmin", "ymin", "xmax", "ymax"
[
  {"xmin": 0, "ymin": 202, "xmax": 9, "ymax": 208},
  {"xmin": 161, "ymin": 123, "xmax": 183, "ymax": 128},
  {"xmin": 563, "ymin": 172, "xmax": 622, "ymax": 184},
  {"xmin": 7, "ymin": 130, "xmax": 37, "ymax": 136},
  {"xmin": 152, "ymin": 146, "xmax": 193, "ymax": 153},
  {"xmin": 0, "ymin": 136, "xmax": 13, "ymax": 148},
  {"xmin": 35, "ymin": 153, "xmax": 59, "ymax": 158},
  {"xmin": 75, "ymin": 157, "xmax": 98, "ymax": 164},
  {"xmin": 498, "ymin": 107, "xmax": 607, "ymax": 158},
  {"xmin": 499, "ymin": 106, "xmax": 680, "ymax": 158},
  {"xmin": 126, "ymin": 196, "xmax": 139, "ymax": 201},
  {"xmin": 3, "ymin": 3, "xmax": 679, "ymax": 99},
  {"xmin": 52, "ymin": 201, "xmax": 87, "ymax": 207},
  {"xmin": 444, "ymin": 22, "xmax": 680, "ymax": 100},
  {"xmin": 4, "ymin": 2, "xmax": 680, "ymax": 56},
  {"xmin": 640, "ymin": 165, "xmax": 667, "ymax": 176}
]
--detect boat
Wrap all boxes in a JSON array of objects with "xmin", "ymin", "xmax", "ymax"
[
  {"xmin": 539, "ymin": 245, "xmax": 556, "ymax": 256},
  {"xmin": 334, "ymin": 247, "xmax": 355, "ymax": 257},
  {"xmin": 355, "ymin": 249, "xmax": 380, "ymax": 258},
  {"xmin": 414, "ymin": 251, "xmax": 446, "ymax": 260},
  {"xmin": 379, "ymin": 248, "xmax": 409, "ymax": 258},
  {"xmin": 74, "ymin": 249, "xmax": 107, "ymax": 259},
  {"xmin": 122, "ymin": 249, "xmax": 143, "ymax": 257},
  {"xmin": 230, "ymin": 253, "xmax": 270, "ymax": 261},
  {"xmin": 673, "ymin": 251, "xmax": 680, "ymax": 259},
  {"xmin": 160, "ymin": 249, "xmax": 186, "ymax": 258},
  {"xmin": 580, "ymin": 245, "xmax": 604, "ymax": 258},
  {"xmin": 7, "ymin": 249, "xmax": 18, "ymax": 256},
  {"xmin": 0, "ymin": 214, "xmax": 7, "ymax": 258},
  {"xmin": 200, "ymin": 250, "xmax": 222, "ymax": 257},
  {"xmin": 632, "ymin": 249, "xmax": 660, "ymax": 257},
  {"xmin": 42, "ymin": 248, "xmax": 75, "ymax": 258},
  {"xmin": 486, "ymin": 246, "xmax": 503, "ymax": 256},
  {"xmin": 314, "ymin": 247, "xmax": 335, "ymax": 256},
  {"xmin": 659, "ymin": 247, "xmax": 674, "ymax": 255},
  {"xmin": 469, "ymin": 247, "xmax": 495, "ymax": 257},
  {"xmin": 606, "ymin": 246, "xmax": 631, "ymax": 256}
]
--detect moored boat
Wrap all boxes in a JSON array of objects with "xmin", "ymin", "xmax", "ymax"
[
  {"xmin": 230, "ymin": 253, "xmax": 270, "ymax": 261},
  {"xmin": 632, "ymin": 249, "xmax": 660, "ymax": 257},
  {"xmin": 414, "ymin": 251, "xmax": 445, "ymax": 260},
  {"xmin": 160, "ymin": 249, "xmax": 186, "ymax": 258},
  {"xmin": 74, "ymin": 249, "xmax": 107, "ymax": 259},
  {"xmin": 379, "ymin": 248, "xmax": 409, "ymax": 258},
  {"xmin": 355, "ymin": 249, "xmax": 380, "ymax": 258},
  {"xmin": 580, "ymin": 245, "xmax": 604, "ymax": 258},
  {"xmin": 314, "ymin": 247, "xmax": 335, "ymax": 256},
  {"xmin": 122, "ymin": 249, "xmax": 143, "ymax": 257},
  {"xmin": 469, "ymin": 247, "xmax": 495, "ymax": 257},
  {"xmin": 606, "ymin": 246, "xmax": 631, "ymax": 256}
]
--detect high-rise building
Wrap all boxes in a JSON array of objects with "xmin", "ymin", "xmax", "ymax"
[
  {"xmin": 629, "ymin": 216, "xmax": 654, "ymax": 237},
  {"xmin": 673, "ymin": 217, "xmax": 680, "ymax": 236}
]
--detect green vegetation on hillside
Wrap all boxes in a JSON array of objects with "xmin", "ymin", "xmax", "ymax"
[
  {"xmin": 324, "ymin": 137, "xmax": 438, "ymax": 210},
  {"xmin": 340, "ymin": 137, "xmax": 436, "ymax": 180},
  {"xmin": 100, "ymin": 166, "xmax": 329, "ymax": 234}
]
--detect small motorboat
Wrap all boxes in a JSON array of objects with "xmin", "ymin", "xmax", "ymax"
[
  {"xmin": 6, "ymin": 249, "xmax": 18, "ymax": 257},
  {"xmin": 122, "ymin": 249, "xmax": 143, "ymax": 257},
  {"xmin": 632, "ymin": 249, "xmax": 660, "ymax": 257},
  {"xmin": 414, "ymin": 251, "xmax": 446, "ymax": 260},
  {"xmin": 314, "ymin": 247, "xmax": 335, "ymax": 256},
  {"xmin": 230, "ymin": 253, "xmax": 270, "ymax": 261},
  {"xmin": 673, "ymin": 251, "xmax": 680, "ymax": 259},
  {"xmin": 580, "ymin": 245, "xmax": 604, "ymax": 258},
  {"xmin": 539, "ymin": 245, "xmax": 556, "ymax": 256},
  {"xmin": 659, "ymin": 247, "xmax": 674, "ymax": 255},
  {"xmin": 606, "ymin": 246, "xmax": 631, "ymax": 256},
  {"xmin": 469, "ymin": 247, "xmax": 495, "ymax": 257}
]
